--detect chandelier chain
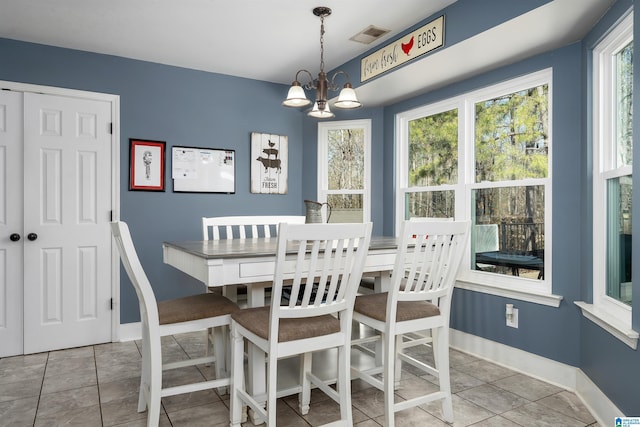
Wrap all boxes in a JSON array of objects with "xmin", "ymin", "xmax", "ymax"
[{"xmin": 319, "ymin": 15, "xmax": 325, "ymax": 73}]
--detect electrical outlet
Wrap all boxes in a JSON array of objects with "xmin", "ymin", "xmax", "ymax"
[{"xmin": 506, "ymin": 307, "xmax": 519, "ymax": 328}]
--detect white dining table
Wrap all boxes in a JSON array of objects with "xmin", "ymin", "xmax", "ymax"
[
  {"xmin": 162, "ymin": 236, "xmax": 399, "ymax": 408},
  {"xmin": 162, "ymin": 236, "xmax": 398, "ymax": 298}
]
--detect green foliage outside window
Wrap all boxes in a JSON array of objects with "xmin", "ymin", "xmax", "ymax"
[
  {"xmin": 408, "ymin": 109, "xmax": 458, "ymax": 187},
  {"xmin": 404, "ymin": 82, "xmax": 550, "ymax": 280},
  {"xmin": 475, "ymin": 85, "xmax": 549, "ymax": 182}
]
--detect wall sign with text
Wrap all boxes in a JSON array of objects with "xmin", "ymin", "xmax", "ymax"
[
  {"xmin": 250, "ymin": 132, "xmax": 288, "ymax": 195},
  {"xmin": 360, "ymin": 15, "xmax": 445, "ymax": 82}
]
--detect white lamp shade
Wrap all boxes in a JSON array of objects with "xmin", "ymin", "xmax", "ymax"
[
  {"xmin": 282, "ymin": 85, "xmax": 311, "ymax": 107},
  {"xmin": 334, "ymin": 87, "xmax": 361, "ymax": 109},
  {"xmin": 308, "ymin": 102, "xmax": 334, "ymax": 119}
]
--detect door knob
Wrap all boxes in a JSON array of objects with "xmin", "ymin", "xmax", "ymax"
[
  {"xmin": 27, "ymin": 233, "xmax": 38, "ymax": 241},
  {"xmin": 10, "ymin": 233, "xmax": 20, "ymax": 242}
]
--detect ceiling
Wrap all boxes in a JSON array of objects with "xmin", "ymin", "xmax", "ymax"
[{"xmin": 0, "ymin": 0, "xmax": 615, "ymax": 107}]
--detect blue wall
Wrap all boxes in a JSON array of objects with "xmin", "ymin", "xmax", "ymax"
[{"xmin": 0, "ymin": 38, "xmax": 305, "ymax": 322}]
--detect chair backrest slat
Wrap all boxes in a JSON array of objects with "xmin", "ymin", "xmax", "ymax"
[
  {"xmin": 271, "ymin": 223, "xmax": 372, "ymax": 329},
  {"xmin": 392, "ymin": 220, "xmax": 470, "ymax": 312},
  {"xmin": 202, "ymin": 215, "xmax": 305, "ymax": 240}
]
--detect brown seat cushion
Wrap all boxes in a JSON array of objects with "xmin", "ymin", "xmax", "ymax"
[
  {"xmin": 157, "ymin": 293, "xmax": 239, "ymax": 325},
  {"xmin": 231, "ymin": 306, "xmax": 340, "ymax": 342},
  {"xmin": 354, "ymin": 292, "xmax": 440, "ymax": 322}
]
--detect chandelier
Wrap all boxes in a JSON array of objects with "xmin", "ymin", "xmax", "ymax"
[{"xmin": 282, "ymin": 6, "xmax": 362, "ymax": 118}]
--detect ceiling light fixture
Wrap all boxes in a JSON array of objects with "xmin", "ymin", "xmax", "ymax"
[{"xmin": 282, "ymin": 6, "xmax": 362, "ymax": 119}]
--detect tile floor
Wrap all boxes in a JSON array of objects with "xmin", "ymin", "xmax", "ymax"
[{"xmin": 0, "ymin": 331, "xmax": 600, "ymax": 427}]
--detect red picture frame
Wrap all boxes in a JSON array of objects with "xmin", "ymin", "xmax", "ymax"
[{"xmin": 129, "ymin": 139, "xmax": 166, "ymax": 191}]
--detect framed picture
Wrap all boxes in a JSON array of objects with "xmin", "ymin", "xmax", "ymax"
[
  {"xmin": 250, "ymin": 132, "xmax": 288, "ymax": 194},
  {"xmin": 129, "ymin": 139, "xmax": 166, "ymax": 191}
]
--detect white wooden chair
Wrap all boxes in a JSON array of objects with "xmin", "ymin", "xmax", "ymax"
[
  {"xmin": 201, "ymin": 215, "xmax": 306, "ymax": 375},
  {"xmin": 350, "ymin": 220, "xmax": 469, "ymax": 426},
  {"xmin": 229, "ymin": 222, "xmax": 373, "ymax": 427},
  {"xmin": 110, "ymin": 221, "xmax": 239, "ymax": 427},
  {"xmin": 358, "ymin": 217, "xmax": 453, "ymax": 295}
]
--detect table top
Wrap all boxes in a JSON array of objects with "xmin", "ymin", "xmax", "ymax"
[{"xmin": 163, "ymin": 236, "xmax": 399, "ymax": 260}]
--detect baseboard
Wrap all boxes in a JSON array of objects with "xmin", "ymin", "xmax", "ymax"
[
  {"xmin": 575, "ymin": 369, "xmax": 623, "ymax": 425},
  {"xmin": 450, "ymin": 329, "xmax": 576, "ymax": 390},
  {"xmin": 118, "ymin": 321, "xmax": 141, "ymax": 342},
  {"xmin": 450, "ymin": 328, "xmax": 622, "ymax": 423}
]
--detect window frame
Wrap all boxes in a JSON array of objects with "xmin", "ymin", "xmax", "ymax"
[
  {"xmin": 395, "ymin": 97, "xmax": 465, "ymax": 225},
  {"xmin": 317, "ymin": 119, "xmax": 372, "ymax": 223},
  {"xmin": 591, "ymin": 11, "xmax": 634, "ymax": 328},
  {"xmin": 396, "ymin": 68, "xmax": 559, "ymax": 305}
]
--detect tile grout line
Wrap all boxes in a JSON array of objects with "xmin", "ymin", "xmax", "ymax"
[
  {"xmin": 32, "ymin": 351, "xmax": 50, "ymax": 426},
  {"xmin": 93, "ymin": 346, "xmax": 106, "ymax": 427}
]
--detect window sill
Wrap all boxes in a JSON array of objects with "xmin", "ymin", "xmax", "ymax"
[
  {"xmin": 574, "ymin": 301, "xmax": 638, "ymax": 350},
  {"xmin": 455, "ymin": 280, "xmax": 563, "ymax": 307}
]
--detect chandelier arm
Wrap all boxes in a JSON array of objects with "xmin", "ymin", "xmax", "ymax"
[
  {"xmin": 329, "ymin": 70, "xmax": 351, "ymax": 92},
  {"xmin": 294, "ymin": 69, "xmax": 317, "ymax": 90}
]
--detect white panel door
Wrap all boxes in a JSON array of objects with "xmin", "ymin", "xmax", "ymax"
[
  {"xmin": 23, "ymin": 92, "xmax": 112, "ymax": 354},
  {"xmin": 0, "ymin": 90, "xmax": 24, "ymax": 357}
]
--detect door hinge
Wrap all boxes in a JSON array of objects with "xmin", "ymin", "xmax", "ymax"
[
  {"xmin": 109, "ymin": 122, "xmax": 113, "ymax": 134},
  {"xmin": 110, "ymin": 210, "xmax": 113, "ymax": 221},
  {"xmin": 110, "ymin": 298, "xmax": 114, "ymax": 310}
]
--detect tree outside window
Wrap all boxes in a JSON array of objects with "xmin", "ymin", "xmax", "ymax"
[
  {"xmin": 406, "ymin": 109, "xmax": 457, "ymax": 219},
  {"xmin": 472, "ymin": 84, "xmax": 549, "ymax": 280},
  {"xmin": 327, "ymin": 128, "xmax": 365, "ymax": 222},
  {"xmin": 318, "ymin": 120, "xmax": 371, "ymax": 224},
  {"xmin": 397, "ymin": 69, "xmax": 551, "ymax": 290}
]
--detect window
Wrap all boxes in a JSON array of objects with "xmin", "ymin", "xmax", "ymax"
[
  {"xmin": 318, "ymin": 120, "xmax": 371, "ymax": 223},
  {"xmin": 404, "ymin": 106, "xmax": 459, "ymax": 219},
  {"xmin": 592, "ymin": 11, "xmax": 633, "ymax": 327},
  {"xmin": 397, "ymin": 69, "xmax": 553, "ymax": 300}
]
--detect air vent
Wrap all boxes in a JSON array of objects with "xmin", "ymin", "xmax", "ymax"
[{"xmin": 349, "ymin": 25, "xmax": 391, "ymax": 44}]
